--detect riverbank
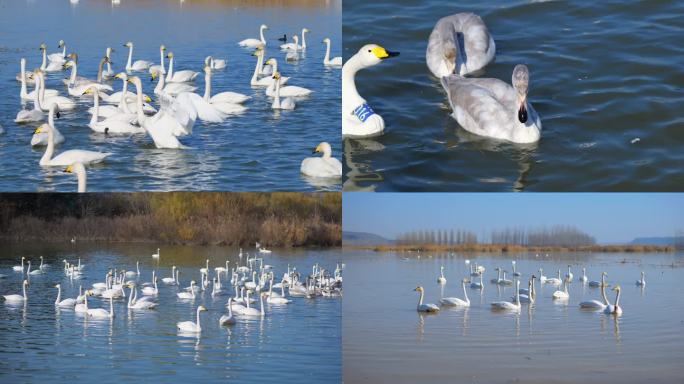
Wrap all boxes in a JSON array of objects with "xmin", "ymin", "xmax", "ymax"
[{"xmin": 345, "ymin": 243, "xmax": 675, "ymax": 253}]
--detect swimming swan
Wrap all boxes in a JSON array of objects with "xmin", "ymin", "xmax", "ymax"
[
  {"xmin": 3, "ymin": 280, "xmax": 29, "ymax": 303},
  {"xmin": 414, "ymin": 286, "xmax": 440, "ymax": 312},
  {"xmin": 271, "ymin": 72, "xmax": 295, "ymax": 110},
  {"xmin": 19, "ymin": 58, "xmax": 58, "ymax": 101},
  {"xmin": 151, "ymin": 68, "xmax": 197, "ymax": 96},
  {"xmin": 124, "ymin": 42, "xmax": 153, "ymax": 72},
  {"xmin": 300, "ymin": 142, "xmax": 342, "ymax": 178},
  {"xmin": 165, "ymin": 52, "xmax": 199, "ymax": 83},
  {"xmin": 219, "ymin": 299, "xmax": 236, "ymax": 325},
  {"xmin": 437, "ymin": 266, "xmax": 447, "ymax": 284},
  {"xmin": 202, "ymin": 65, "xmax": 250, "ymax": 106},
  {"xmin": 178, "ymin": 305, "xmax": 206, "ymax": 332},
  {"xmin": 579, "ymin": 280, "xmax": 609, "ymax": 310},
  {"xmin": 239, "ymin": 24, "xmax": 269, "ymax": 48},
  {"xmin": 440, "ymin": 64, "xmax": 542, "ymax": 143},
  {"xmin": 491, "ymin": 280, "xmax": 521, "ymax": 311},
  {"xmin": 47, "ymin": 40, "xmax": 67, "ymax": 64},
  {"xmin": 636, "ymin": 271, "xmax": 646, "ymax": 286},
  {"xmin": 87, "ymin": 295, "xmax": 114, "ymax": 318},
  {"xmin": 426, "ymin": 13, "xmax": 495, "ymax": 78},
  {"xmin": 323, "ymin": 38, "xmax": 342, "ymax": 67},
  {"xmin": 55, "ymin": 284, "xmax": 76, "ymax": 307},
  {"xmin": 439, "ymin": 279, "xmax": 470, "ymax": 307},
  {"xmin": 148, "ymin": 45, "xmax": 167, "ymax": 75},
  {"xmin": 342, "ymin": 44, "xmax": 399, "ymax": 138},
  {"xmin": 85, "ymin": 85, "xmax": 145, "ymax": 134},
  {"xmin": 604, "ymin": 286, "xmax": 623, "ymax": 316},
  {"xmin": 63, "ymin": 163, "xmax": 87, "ymax": 193}
]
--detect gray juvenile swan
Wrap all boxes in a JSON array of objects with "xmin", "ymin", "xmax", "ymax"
[
  {"xmin": 440, "ymin": 64, "xmax": 542, "ymax": 143},
  {"xmin": 426, "ymin": 13, "xmax": 495, "ymax": 78}
]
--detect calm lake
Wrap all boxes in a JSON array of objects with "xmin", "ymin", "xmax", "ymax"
[
  {"xmin": 0, "ymin": 0, "xmax": 342, "ymax": 192},
  {"xmin": 343, "ymin": 250, "xmax": 684, "ymax": 383},
  {"xmin": 0, "ymin": 243, "xmax": 342, "ymax": 383},
  {"xmin": 342, "ymin": 0, "xmax": 684, "ymax": 191}
]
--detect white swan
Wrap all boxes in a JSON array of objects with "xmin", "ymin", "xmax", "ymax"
[
  {"xmin": 127, "ymin": 286, "xmax": 157, "ymax": 309},
  {"xmin": 440, "ymin": 279, "xmax": 470, "ymax": 307},
  {"xmin": 219, "ymin": 299, "xmax": 236, "ymax": 326},
  {"xmin": 579, "ymin": 281, "xmax": 609, "ymax": 310},
  {"xmin": 565, "ymin": 265, "xmax": 574, "ymax": 282},
  {"xmin": 47, "ymin": 40, "xmax": 67, "ymax": 64},
  {"xmin": 437, "ymin": 266, "xmax": 447, "ymax": 284},
  {"xmin": 162, "ymin": 266, "xmax": 177, "ymax": 284},
  {"xmin": 282, "ymin": 28, "xmax": 309, "ymax": 50},
  {"xmin": 544, "ymin": 269, "xmax": 562, "ymax": 285},
  {"xmin": 151, "ymin": 68, "xmax": 197, "ymax": 96},
  {"xmin": 152, "ymin": 248, "xmax": 160, "ymax": 259},
  {"xmin": 426, "ymin": 13, "xmax": 495, "ymax": 77},
  {"xmin": 322, "ymin": 38, "xmax": 342, "ymax": 67},
  {"xmin": 517, "ymin": 276, "xmax": 536, "ymax": 303},
  {"xmin": 54, "ymin": 284, "xmax": 76, "ymax": 307},
  {"xmin": 37, "ymin": 71, "xmax": 77, "ymax": 111},
  {"xmin": 588, "ymin": 271, "xmax": 608, "ymax": 288},
  {"xmin": 239, "ymin": 291, "xmax": 266, "ymax": 317},
  {"xmin": 61, "ymin": 54, "xmax": 92, "ymax": 86},
  {"xmin": 15, "ymin": 73, "xmax": 45, "ymax": 123},
  {"xmin": 440, "ymin": 65, "xmax": 542, "ymax": 143},
  {"xmin": 414, "ymin": 286, "xmax": 439, "ymax": 312},
  {"xmin": 203, "ymin": 65, "xmax": 249, "ymax": 104},
  {"xmin": 491, "ymin": 280, "xmax": 521, "ymax": 311},
  {"xmin": 87, "ymin": 295, "xmax": 114, "ymax": 318},
  {"xmin": 3, "ymin": 280, "xmax": 29, "ymax": 303},
  {"xmin": 63, "ymin": 58, "xmax": 113, "ymax": 98},
  {"xmin": 142, "ymin": 277, "xmax": 158, "ymax": 296},
  {"xmin": 552, "ymin": 280, "xmax": 570, "ymax": 299},
  {"xmin": 271, "ymin": 72, "xmax": 295, "ymax": 110},
  {"xmin": 239, "ymin": 24, "xmax": 268, "ymax": 47},
  {"xmin": 40, "ymin": 43, "xmax": 64, "ymax": 72},
  {"xmin": 31, "ymin": 98, "xmax": 65, "ymax": 147},
  {"xmin": 579, "ymin": 267, "xmax": 588, "ymax": 283},
  {"xmin": 102, "ymin": 47, "xmax": 115, "ymax": 79},
  {"xmin": 265, "ymin": 68, "xmax": 312, "ymax": 97},
  {"xmin": 511, "ymin": 260, "xmax": 521, "ymax": 277},
  {"xmin": 177, "ymin": 305, "xmax": 206, "ymax": 333},
  {"xmin": 252, "ymin": 54, "xmax": 289, "ymax": 86},
  {"xmin": 12, "ymin": 257, "xmax": 25, "ymax": 272},
  {"xmin": 19, "ymin": 58, "xmax": 58, "ymax": 101},
  {"xmin": 470, "ymin": 272, "xmax": 483, "ymax": 289},
  {"xmin": 165, "ymin": 52, "xmax": 199, "ymax": 83},
  {"xmin": 177, "ymin": 281, "xmax": 196, "ymax": 299},
  {"xmin": 148, "ymin": 45, "xmax": 167, "ymax": 75},
  {"xmin": 636, "ymin": 271, "xmax": 646, "ymax": 286},
  {"xmin": 63, "ymin": 163, "xmax": 87, "ymax": 193},
  {"xmin": 342, "ymin": 44, "xmax": 399, "ymax": 138},
  {"xmin": 124, "ymin": 42, "xmax": 153, "ymax": 71},
  {"xmin": 75, "ymin": 290, "xmax": 90, "ymax": 313},
  {"xmin": 85, "ymin": 85, "xmax": 145, "ymax": 134},
  {"xmin": 538, "ymin": 268, "xmax": 547, "ymax": 283},
  {"xmin": 205, "ymin": 56, "xmax": 227, "ymax": 70},
  {"xmin": 35, "ymin": 105, "xmax": 112, "ymax": 166},
  {"xmin": 604, "ymin": 286, "xmax": 623, "ymax": 315},
  {"xmin": 300, "ymin": 142, "xmax": 342, "ymax": 178}
]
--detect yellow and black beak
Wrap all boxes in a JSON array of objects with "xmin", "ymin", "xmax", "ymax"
[
  {"xmin": 372, "ymin": 46, "xmax": 399, "ymax": 60},
  {"xmin": 63, "ymin": 165, "xmax": 74, "ymax": 174},
  {"xmin": 518, "ymin": 99, "xmax": 528, "ymax": 124}
]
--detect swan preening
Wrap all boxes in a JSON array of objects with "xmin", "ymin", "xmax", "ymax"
[
  {"xmin": 300, "ymin": 142, "xmax": 342, "ymax": 179},
  {"xmin": 427, "ymin": 12, "xmax": 543, "ymax": 143},
  {"xmin": 342, "ymin": 44, "xmax": 399, "ymax": 138}
]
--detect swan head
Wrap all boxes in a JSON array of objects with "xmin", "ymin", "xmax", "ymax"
[
  {"xmin": 127, "ymin": 76, "xmax": 143, "ymax": 88},
  {"xmin": 272, "ymin": 71, "xmax": 281, "ymax": 80},
  {"xmin": 23, "ymin": 280, "xmax": 29, "ymax": 286},
  {"xmin": 355, "ymin": 44, "xmax": 399, "ymax": 67},
  {"xmin": 64, "ymin": 61, "xmax": 75, "ymax": 70},
  {"xmin": 160, "ymin": 44, "xmax": 166, "ymax": 51},
  {"xmin": 413, "ymin": 286, "xmax": 424, "ymax": 292},
  {"xmin": 106, "ymin": 47, "xmax": 112, "ymax": 56},
  {"xmin": 115, "ymin": 72, "xmax": 128, "ymax": 80},
  {"xmin": 302, "ymin": 28, "xmax": 310, "ymax": 34},
  {"xmin": 252, "ymin": 48, "xmax": 265, "ymax": 57},
  {"xmin": 323, "ymin": 38, "xmax": 331, "ymax": 44},
  {"xmin": 512, "ymin": 64, "xmax": 530, "ymax": 123},
  {"xmin": 55, "ymin": 283, "xmax": 61, "ymax": 288},
  {"xmin": 166, "ymin": 52, "xmax": 174, "ymax": 59},
  {"xmin": 124, "ymin": 42, "xmax": 133, "ymax": 48},
  {"xmin": 58, "ymin": 40, "xmax": 65, "ymax": 47},
  {"xmin": 265, "ymin": 58, "xmax": 276, "ymax": 66},
  {"xmin": 313, "ymin": 142, "xmax": 332, "ymax": 158},
  {"xmin": 39, "ymin": 43, "xmax": 47, "ymax": 51},
  {"xmin": 64, "ymin": 163, "xmax": 85, "ymax": 176},
  {"xmin": 260, "ymin": 24, "xmax": 268, "ymax": 30}
]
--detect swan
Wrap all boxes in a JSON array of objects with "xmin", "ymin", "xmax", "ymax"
[
  {"xmin": 565, "ymin": 265, "xmax": 574, "ymax": 282},
  {"xmin": 37, "ymin": 71, "xmax": 78, "ymax": 111},
  {"xmin": 552, "ymin": 280, "xmax": 570, "ymax": 299},
  {"xmin": 35, "ymin": 106, "xmax": 112, "ymax": 166},
  {"xmin": 12, "ymin": 257, "xmax": 25, "ymax": 272},
  {"xmin": 54, "ymin": 284, "xmax": 76, "ymax": 307},
  {"xmin": 199, "ymin": 259, "xmax": 210, "ymax": 275},
  {"xmin": 15, "ymin": 71, "xmax": 45, "ymax": 123},
  {"xmin": 239, "ymin": 24, "xmax": 268, "ymax": 47},
  {"xmin": 214, "ymin": 261, "xmax": 230, "ymax": 276},
  {"xmin": 440, "ymin": 279, "xmax": 470, "ymax": 307},
  {"xmin": 61, "ymin": 54, "xmax": 92, "ymax": 86},
  {"xmin": 177, "ymin": 305, "xmax": 207, "ymax": 333},
  {"xmin": 414, "ymin": 286, "xmax": 439, "ymax": 312},
  {"xmin": 3, "ymin": 280, "xmax": 29, "ymax": 303},
  {"xmin": 31, "ymin": 101, "xmax": 65, "ymax": 146},
  {"xmin": 219, "ymin": 299, "xmax": 236, "ymax": 326},
  {"xmin": 440, "ymin": 65, "xmax": 542, "ymax": 143},
  {"xmin": 588, "ymin": 271, "xmax": 608, "ymax": 288},
  {"xmin": 511, "ymin": 260, "xmax": 521, "ymax": 277},
  {"xmin": 47, "ymin": 40, "xmax": 67, "ymax": 64},
  {"xmin": 165, "ymin": 52, "xmax": 199, "ymax": 83},
  {"xmin": 579, "ymin": 282, "xmax": 609, "ymax": 310},
  {"xmin": 151, "ymin": 68, "xmax": 197, "ymax": 96},
  {"xmin": 636, "ymin": 271, "xmax": 646, "ymax": 286},
  {"xmin": 64, "ymin": 58, "xmax": 113, "ymax": 98},
  {"xmin": 152, "ymin": 248, "xmax": 160, "ymax": 259},
  {"xmin": 271, "ymin": 71, "xmax": 295, "ymax": 110},
  {"xmin": 124, "ymin": 42, "xmax": 153, "ymax": 71},
  {"xmin": 426, "ymin": 13, "xmax": 495, "ymax": 78},
  {"xmin": 437, "ymin": 266, "xmax": 447, "ymax": 284},
  {"xmin": 62, "ymin": 163, "xmax": 87, "ymax": 192},
  {"xmin": 125, "ymin": 261, "xmax": 140, "ymax": 278},
  {"xmin": 148, "ymin": 45, "xmax": 167, "ymax": 75},
  {"xmin": 538, "ymin": 268, "xmax": 547, "ymax": 283},
  {"xmin": 100, "ymin": 72, "xmax": 152, "ymax": 108},
  {"xmin": 545, "ymin": 269, "xmax": 562, "ymax": 285},
  {"xmin": 281, "ymin": 35, "xmax": 300, "ymax": 51},
  {"xmin": 39, "ymin": 43, "xmax": 64, "ymax": 72},
  {"xmin": 205, "ymin": 56, "xmax": 226, "ymax": 70},
  {"xmin": 470, "ymin": 272, "xmax": 483, "ymax": 289},
  {"xmin": 517, "ymin": 276, "xmax": 536, "ymax": 303},
  {"xmin": 604, "ymin": 286, "xmax": 623, "ymax": 315},
  {"xmin": 265, "ymin": 68, "xmax": 312, "ymax": 97},
  {"xmin": 102, "ymin": 47, "xmax": 115, "ymax": 79},
  {"xmin": 177, "ymin": 281, "xmax": 196, "ymax": 299},
  {"xmin": 579, "ymin": 267, "xmax": 588, "ymax": 282},
  {"xmin": 74, "ymin": 290, "xmax": 90, "ymax": 313},
  {"xmin": 497, "ymin": 270, "xmax": 513, "ymax": 286},
  {"xmin": 129, "ymin": 76, "xmax": 196, "ymax": 145},
  {"xmin": 300, "ymin": 142, "xmax": 342, "ymax": 178},
  {"xmin": 239, "ymin": 291, "xmax": 266, "ymax": 317},
  {"xmin": 127, "ymin": 286, "xmax": 157, "ymax": 309},
  {"xmin": 162, "ymin": 266, "xmax": 177, "ymax": 284},
  {"xmin": 490, "ymin": 267, "xmax": 502, "ymax": 284},
  {"xmin": 19, "ymin": 58, "xmax": 58, "ymax": 101},
  {"xmin": 87, "ymin": 295, "xmax": 114, "ymax": 318},
  {"xmin": 491, "ymin": 280, "xmax": 521, "ymax": 311},
  {"xmin": 266, "ymin": 280, "xmax": 291, "ymax": 304},
  {"xmin": 27, "ymin": 260, "xmax": 43, "ymax": 275},
  {"xmin": 85, "ymin": 86, "xmax": 145, "ymax": 134},
  {"xmin": 342, "ymin": 44, "xmax": 399, "ymax": 138},
  {"xmin": 202, "ymin": 65, "xmax": 249, "ymax": 104},
  {"xmin": 250, "ymin": 50, "xmax": 288, "ymax": 86},
  {"xmin": 323, "ymin": 38, "xmax": 342, "ymax": 67}
]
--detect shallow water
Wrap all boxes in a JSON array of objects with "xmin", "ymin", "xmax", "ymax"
[
  {"xmin": 0, "ymin": 0, "xmax": 342, "ymax": 192},
  {"xmin": 0, "ymin": 243, "xmax": 342, "ymax": 383},
  {"xmin": 343, "ymin": 251, "xmax": 684, "ymax": 383},
  {"xmin": 342, "ymin": 0, "xmax": 684, "ymax": 191}
]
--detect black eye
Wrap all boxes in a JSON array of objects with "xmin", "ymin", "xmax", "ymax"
[{"xmin": 368, "ymin": 50, "xmax": 371, "ymax": 52}]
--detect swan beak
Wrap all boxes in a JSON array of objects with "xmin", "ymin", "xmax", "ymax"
[
  {"xmin": 144, "ymin": 96, "xmax": 152, "ymax": 103},
  {"xmin": 312, "ymin": 144, "xmax": 321, "ymax": 154},
  {"xmin": 518, "ymin": 98, "xmax": 528, "ymax": 124},
  {"xmin": 372, "ymin": 46, "xmax": 399, "ymax": 60},
  {"xmin": 64, "ymin": 165, "xmax": 73, "ymax": 174}
]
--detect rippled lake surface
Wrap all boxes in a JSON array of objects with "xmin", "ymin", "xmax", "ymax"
[
  {"xmin": 0, "ymin": 243, "xmax": 342, "ymax": 383},
  {"xmin": 342, "ymin": 0, "xmax": 684, "ymax": 191},
  {"xmin": 0, "ymin": 0, "xmax": 341, "ymax": 192},
  {"xmin": 343, "ymin": 251, "xmax": 684, "ymax": 383}
]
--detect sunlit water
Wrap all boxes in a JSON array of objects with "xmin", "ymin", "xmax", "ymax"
[
  {"xmin": 342, "ymin": 0, "xmax": 684, "ymax": 191},
  {"xmin": 0, "ymin": 243, "xmax": 342, "ymax": 383},
  {"xmin": 0, "ymin": 0, "xmax": 342, "ymax": 192},
  {"xmin": 343, "ymin": 251, "xmax": 684, "ymax": 383}
]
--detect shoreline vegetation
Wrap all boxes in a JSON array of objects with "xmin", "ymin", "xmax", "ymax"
[
  {"xmin": 345, "ymin": 244, "xmax": 675, "ymax": 253},
  {"xmin": 0, "ymin": 193, "xmax": 341, "ymax": 247}
]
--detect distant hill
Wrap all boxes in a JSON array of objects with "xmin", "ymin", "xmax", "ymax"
[
  {"xmin": 343, "ymin": 231, "xmax": 393, "ymax": 246},
  {"xmin": 630, "ymin": 237, "xmax": 676, "ymax": 246}
]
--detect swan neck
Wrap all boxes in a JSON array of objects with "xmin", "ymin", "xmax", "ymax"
[
  {"xmin": 259, "ymin": 27, "xmax": 266, "ymax": 43},
  {"xmin": 196, "ymin": 307, "xmax": 202, "ymax": 330},
  {"xmin": 203, "ymin": 72, "xmax": 211, "ymax": 100},
  {"xmin": 91, "ymin": 89, "xmax": 99, "ymax": 124},
  {"xmin": 133, "ymin": 80, "xmax": 146, "ymax": 124},
  {"xmin": 41, "ymin": 111, "xmax": 56, "ymax": 165},
  {"xmin": 126, "ymin": 45, "xmax": 133, "ymax": 69},
  {"xmin": 324, "ymin": 41, "xmax": 331, "ymax": 63},
  {"xmin": 97, "ymin": 58, "xmax": 105, "ymax": 83},
  {"xmin": 23, "ymin": 282, "xmax": 27, "ymax": 299},
  {"xmin": 166, "ymin": 57, "xmax": 174, "ymax": 81},
  {"xmin": 418, "ymin": 290, "xmax": 424, "ymax": 307},
  {"xmin": 55, "ymin": 286, "xmax": 61, "ymax": 304},
  {"xmin": 160, "ymin": 48, "xmax": 166, "ymax": 72},
  {"xmin": 41, "ymin": 49, "xmax": 47, "ymax": 70},
  {"xmin": 20, "ymin": 61, "xmax": 27, "ymax": 96},
  {"xmin": 76, "ymin": 166, "xmax": 86, "ymax": 193}
]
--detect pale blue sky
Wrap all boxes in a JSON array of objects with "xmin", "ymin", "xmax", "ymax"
[{"xmin": 343, "ymin": 193, "xmax": 684, "ymax": 243}]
